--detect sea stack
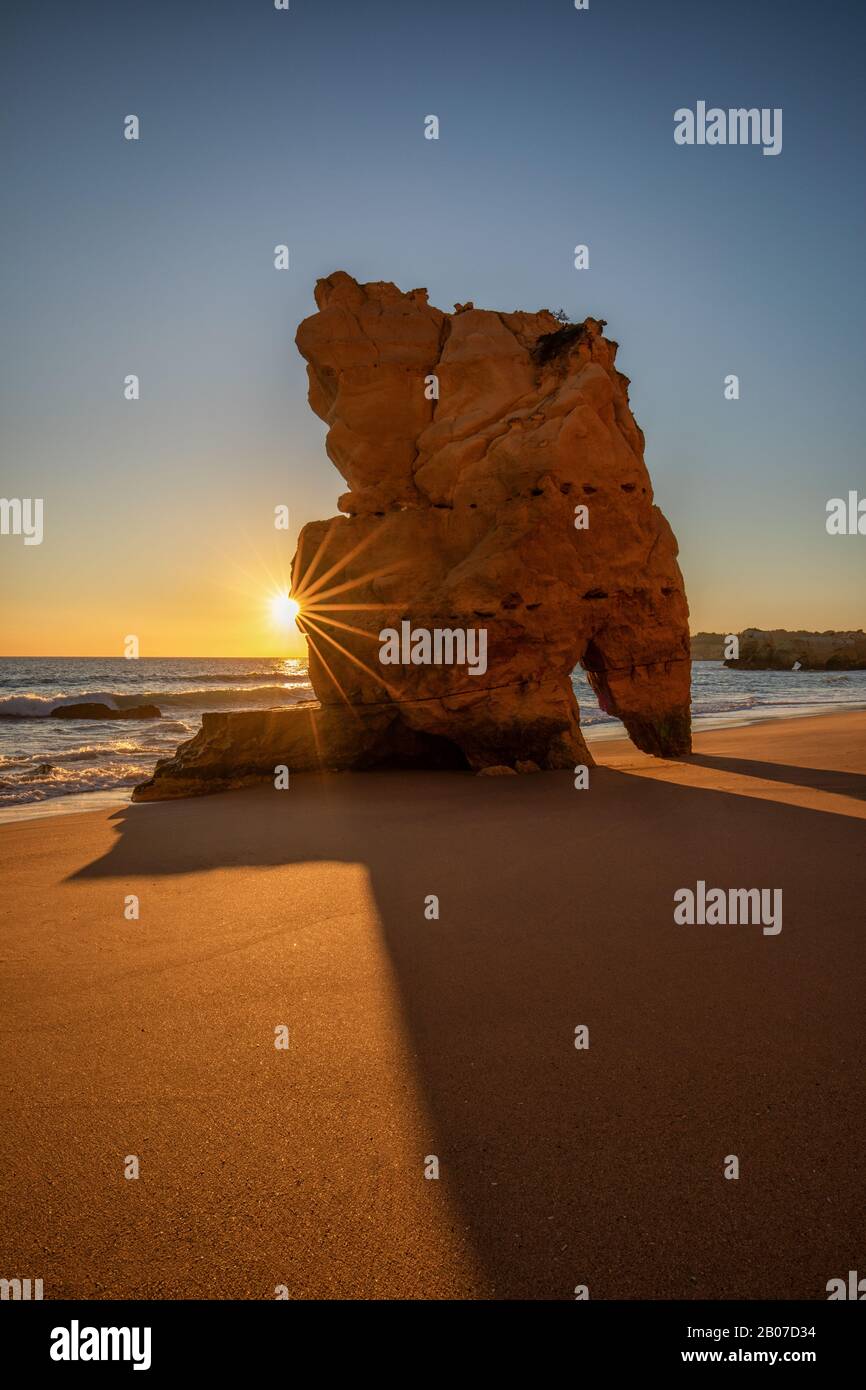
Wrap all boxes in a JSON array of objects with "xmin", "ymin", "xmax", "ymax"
[{"xmin": 135, "ymin": 274, "xmax": 691, "ymax": 799}]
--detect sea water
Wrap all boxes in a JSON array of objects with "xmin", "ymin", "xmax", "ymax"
[{"xmin": 1, "ymin": 657, "xmax": 864, "ymax": 819}]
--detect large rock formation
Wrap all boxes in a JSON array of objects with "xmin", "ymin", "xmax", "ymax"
[
  {"xmin": 135, "ymin": 273, "xmax": 690, "ymax": 800},
  {"xmin": 726, "ymin": 629, "xmax": 866, "ymax": 670}
]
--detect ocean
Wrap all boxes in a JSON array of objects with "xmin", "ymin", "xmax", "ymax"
[{"xmin": 1, "ymin": 656, "xmax": 864, "ymax": 821}]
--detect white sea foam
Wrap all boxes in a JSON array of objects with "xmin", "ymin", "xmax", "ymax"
[
  {"xmin": 2, "ymin": 656, "xmax": 866, "ymax": 818},
  {"xmin": 0, "ymin": 684, "xmax": 311, "ymax": 717},
  {"xmin": 0, "ymin": 691, "xmax": 122, "ymax": 717}
]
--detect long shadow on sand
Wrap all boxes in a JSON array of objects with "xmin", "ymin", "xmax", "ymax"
[
  {"xmin": 71, "ymin": 767, "xmax": 866, "ymax": 1298},
  {"xmin": 682, "ymin": 751, "xmax": 866, "ymax": 801}
]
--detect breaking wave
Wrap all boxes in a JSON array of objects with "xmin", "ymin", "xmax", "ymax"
[{"xmin": 0, "ymin": 684, "xmax": 313, "ymax": 718}]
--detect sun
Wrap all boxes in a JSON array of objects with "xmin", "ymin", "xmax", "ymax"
[{"xmin": 270, "ymin": 593, "xmax": 301, "ymax": 627}]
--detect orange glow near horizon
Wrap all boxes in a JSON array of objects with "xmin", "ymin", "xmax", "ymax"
[
  {"xmin": 2, "ymin": 506, "xmax": 863, "ymax": 658},
  {"xmin": 0, "ymin": 539, "xmax": 312, "ymax": 658}
]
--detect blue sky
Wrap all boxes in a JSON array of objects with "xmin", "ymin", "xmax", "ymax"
[{"xmin": 2, "ymin": 0, "xmax": 864, "ymax": 653}]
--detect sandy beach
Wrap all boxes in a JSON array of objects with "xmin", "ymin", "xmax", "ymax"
[{"xmin": 1, "ymin": 710, "xmax": 864, "ymax": 1300}]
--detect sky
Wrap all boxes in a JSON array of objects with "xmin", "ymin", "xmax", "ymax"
[{"xmin": 2, "ymin": 0, "xmax": 864, "ymax": 656}]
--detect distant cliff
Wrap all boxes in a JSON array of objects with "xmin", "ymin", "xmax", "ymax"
[
  {"xmin": 690, "ymin": 632, "xmax": 726, "ymax": 660},
  {"xmin": 725, "ymin": 629, "xmax": 866, "ymax": 670}
]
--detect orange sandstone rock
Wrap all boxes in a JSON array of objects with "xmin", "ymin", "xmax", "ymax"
[
  {"xmin": 291, "ymin": 272, "xmax": 691, "ymax": 765},
  {"xmin": 134, "ymin": 273, "xmax": 690, "ymax": 800}
]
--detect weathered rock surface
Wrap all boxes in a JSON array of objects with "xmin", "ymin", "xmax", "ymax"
[
  {"xmin": 725, "ymin": 629, "xmax": 866, "ymax": 670},
  {"xmin": 133, "ymin": 702, "xmax": 468, "ymax": 800},
  {"xmin": 135, "ymin": 273, "xmax": 690, "ymax": 800}
]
